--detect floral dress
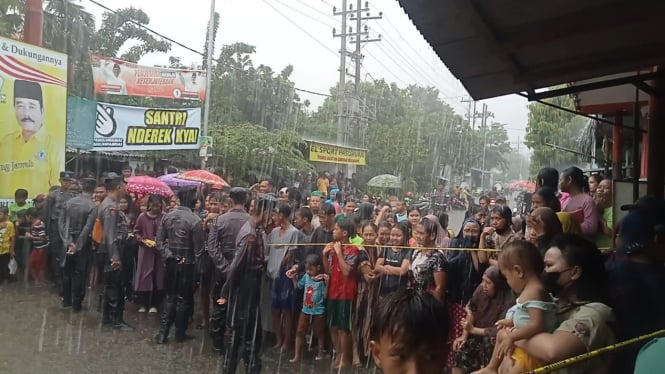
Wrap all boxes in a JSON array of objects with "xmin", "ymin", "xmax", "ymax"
[{"xmin": 410, "ymin": 249, "xmax": 447, "ymax": 292}]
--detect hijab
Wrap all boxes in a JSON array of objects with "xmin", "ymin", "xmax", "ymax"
[
  {"xmin": 468, "ymin": 266, "xmax": 515, "ymax": 328},
  {"xmin": 452, "ymin": 217, "xmax": 481, "ymax": 248}
]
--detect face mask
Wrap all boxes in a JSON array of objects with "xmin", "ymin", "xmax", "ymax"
[
  {"xmin": 541, "ymin": 271, "xmax": 561, "ymax": 295},
  {"xmin": 461, "ymin": 235, "xmax": 479, "ymax": 248}
]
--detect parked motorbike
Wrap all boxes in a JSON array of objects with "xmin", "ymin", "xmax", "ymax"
[{"xmin": 451, "ymin": 197, "xmax": 466, "ymax": 210}]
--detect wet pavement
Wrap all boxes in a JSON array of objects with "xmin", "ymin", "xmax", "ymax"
[
  {"xmin": 0, "ymin": 210, "xmax": 466, "ymax": 374},
  {"xmin": 0, "ymin": 282, "xmax": 374, "ymax": 374}
]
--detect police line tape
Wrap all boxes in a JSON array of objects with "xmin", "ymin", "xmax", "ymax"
[
  {"xmin": 264, "ymin": 243, "xmax": 612, "ymax": 253},
  {"xmin": 525, "ymin": 328, "xmax": 665, "ymax": 374},
  {"xmin": 264, "ymin": 243, "xmax": 500, "ymax": 252}
]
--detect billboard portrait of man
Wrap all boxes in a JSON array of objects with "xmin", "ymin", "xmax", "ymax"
[{"xmin": 0, "ymin": 80, "xmax": 64, "ymax": 198}]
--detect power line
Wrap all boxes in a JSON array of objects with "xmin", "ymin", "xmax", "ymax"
[
  {"xmin": 295, "ymin": 87, "xmax": 331, "ymax": 97},
  {"xmin": 363, "ymin": 49, "xmax": 408, "ymax": 86},
  {"xmin": 372, "ymin": 23, "xmax": 458, "ymax": 97},
  {"xmin": 262, "ymin": 0, "xmax": 339, "ymax": 58},
  {"xmin": 294, "ymin": 0, "xmax": 338, "ymax": 23},
  {"xmin": 273, "ymin": 0, "xmax": 336, "ymax": 29},
  {"xmin": 369, "ymin": 1, "xmax": 465, "ymax": 91},
  {"xmin": 86, "ymin": 0, "xmax": 333, "ymax": 97}
]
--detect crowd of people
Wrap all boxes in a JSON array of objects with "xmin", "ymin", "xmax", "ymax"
[{"xmin": 0, "ymin": 165, "xmax": 663, "ymax": 374}]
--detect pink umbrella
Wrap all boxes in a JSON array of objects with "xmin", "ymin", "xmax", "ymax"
[
  {"xmin": 175, "ymin": 170, "xmax": 230, "ymax": 187},
  {"xmin": 127, "ymin": 176, "xmax": 174, "ymax": 199}
]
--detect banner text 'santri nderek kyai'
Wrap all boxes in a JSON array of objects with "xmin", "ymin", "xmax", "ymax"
[
  {"xmin": 93, "ymin": 102, "xmax": 201, "ymax": 151},
  {"xmin": 0, "ymin": 36, "xmax": 67, "ymax": 202},
  {"xmin": 90, "ymin": 54, "xmax": 206, "ymax": 101}
]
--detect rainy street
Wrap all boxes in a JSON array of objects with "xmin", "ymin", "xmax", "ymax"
[{"xmin": 0, "ymin": 210, "xmax": 468, "ymax": 374}]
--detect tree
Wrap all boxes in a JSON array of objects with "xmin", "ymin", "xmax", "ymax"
[
  {"xmin": 91, "ymin": 7, "xmax": 170, "ymax": 63},
  {"xmin": 210, "ymin": 123, "xmax": 313, "ymax": 186},
  {"xmin": 0, "ymin": 0, "xmax": 23, "ymax": 37},
  {"xmin": 42, "ymin": 0, "xmax": 96, "ymax": 97},
  {"xmin": 525, "ymin": 94, "xmax": 587, "ymax": 176}
]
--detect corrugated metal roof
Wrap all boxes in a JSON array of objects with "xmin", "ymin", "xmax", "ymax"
[
  {"xmin": 398, "ymin": 0, "xmax": 665, "ymax": 100},
  {"xmin": 65, "ymin": 148, "xmax": 146, "ymax": 159}
]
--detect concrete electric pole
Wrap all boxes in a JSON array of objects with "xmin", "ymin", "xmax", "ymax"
[
  {"xmin": 333, "ymin": 0, "xmax": 381, "ymax": 156},
  {"xmin": 201, "ymin": 0, "xmax": 216, "ymax": 169}
]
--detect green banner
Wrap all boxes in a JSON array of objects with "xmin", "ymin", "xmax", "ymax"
[{"xmin": 66, "ymin": 96, "xmax": 97, "ymax": 150}]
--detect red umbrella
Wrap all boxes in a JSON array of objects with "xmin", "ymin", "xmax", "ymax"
[
  {"xmin": 175, "ymin": 170, "xmax": 230, "ymax": 187},
  {"xmin": 126, "ymin": 176, "xmax": 174, "ymax": 199},
  {"xmin": 510, "ymin": 180, "xmax": 536, "ymax": 192}
]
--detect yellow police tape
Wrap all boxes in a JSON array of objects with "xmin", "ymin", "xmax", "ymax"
[
  {"xmin": 265, "ymin": 242, "xmax": 612, "ymax": 253},
  {"xmin": 524, "ymin": 328, "xmax": 665, "ymax": 374},
  {"xmin": 265, "ymin": 243, "xmax": 500, "ymax": 252}
]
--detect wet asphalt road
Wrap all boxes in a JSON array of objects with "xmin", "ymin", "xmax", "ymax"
[{"xmin": 0, "ymin": 210, "xmax": 466, "ymax": 374}]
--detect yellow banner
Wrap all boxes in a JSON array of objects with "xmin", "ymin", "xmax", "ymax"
[
  {"xmin": 309, "ymin": 142, "xmax": 366, "ymax": 165},
  {"xmin": 0, "ymin": 37, "xmax": 67, "ymax": 200}
]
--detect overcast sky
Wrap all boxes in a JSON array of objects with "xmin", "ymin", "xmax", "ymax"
[{"xmin": 82, "ymin": 0, "xmax": 529, "ymax": 148}]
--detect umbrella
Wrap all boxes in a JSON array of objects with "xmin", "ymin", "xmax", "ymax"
[
  {"xmin": 510, "ymin": 180, "xmax": 536, "ymax": 192},
  {"xmin": 158, "ymin": 173, "xmax": 203, "ymax": 188},
  {"xmin": 126, "ymin": 176, "xmax": 174, "ymax": 199},
  {"xmin": 175, "ymin": 169, "xmax": 230, "ymax": 187},
  {"xmin": 367, "ymin": 174, "xmax": 402, "ymax": 189}
]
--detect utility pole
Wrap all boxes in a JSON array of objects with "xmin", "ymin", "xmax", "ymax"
[
  {"xmin": 517, "ymin": 136, "xmax": 523, "ymax": 180},
  {"xmin": 461, "ymin": 97, "xmax": 475, "ymax": 128},
  {"xmin": 333, "ymin": 1, "xmax": 380, "ymax": 173},
  {"xmin": 201, "ymin": 0, "xmax": 216, "ymax": 169},
  {"xmin": 350, "ymin": 1, "xmax": 381, "ymax": 144},
  {"xmin": 333, "ymin": 0, "xmax": 349, "ymax": 162}
]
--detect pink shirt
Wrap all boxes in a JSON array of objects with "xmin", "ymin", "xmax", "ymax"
[
  {"xmin": 559, "ymin": 192, "xmax": 570, "ymax": 210},
  {"xmin": 563, "ymin": 193, "xmax": 598, "ymax": 239}
]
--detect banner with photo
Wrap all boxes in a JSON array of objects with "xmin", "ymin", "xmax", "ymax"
[
  {"xmin": 0, "ymin": 36, "xmax": 67, "ymax": 203},
  {"xmin": 94, "ymin": 102, "xmax": 201, "ymax": 151},
  {"xmin": 91, "ymin": 55, "xmax": 206, "ymax": 101}
]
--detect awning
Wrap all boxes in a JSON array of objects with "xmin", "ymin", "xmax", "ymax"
[{"xmin": 398, "ymin": 0, "xmax": 665, "ymax": 100}]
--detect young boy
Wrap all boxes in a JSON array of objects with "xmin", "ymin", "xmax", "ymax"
[
  {"xmin": 323, "ymin": 217, "xmax": 360, "ymax": 369},
  {"xmin": 9, "ymin": 189, "xmax": 32, "ymax": 222},
  {"xmin": 0, "ymin": 207, "xmax": 16, "ymax": 283},
  {"xmin": 370, "ymin": 288, "xmax": 449, "ymax": 374},
  {"xmin": 26, "ymin": 207, "xmax": 49, "ymax": 285}
]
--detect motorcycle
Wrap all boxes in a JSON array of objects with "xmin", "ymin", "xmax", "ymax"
[
  {"xmin": 451, "ymin": 196, "xmax": 466, "ymax": 210},
  {"xmin": 413, "ymin": 198, "xmax": 431, "ymax": 213}
]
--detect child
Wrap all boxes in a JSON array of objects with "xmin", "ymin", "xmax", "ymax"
[
  {"xmin": 26, "ymin": 207, "xmax": 49, "ymax": 285},
  {"xmin": 9, "ymin": 189, "xmax": 32, "ymax": 222},
  {"xmin": 0, "ymin": 207, "xmax": 16, "ymax": 284},
  {"xmin": 288, "ymin": 254, "xmax": 328, "ymax": 363},
  {"xmin": 473, "ymin": 241, "xmax": 557, "ymax": 374},
  {"xmin": 370, "ymin": 288, "xmax": 449, "ymax": 374},
  {"xmin": 14, "ymin": 210, "xmax": 31, "ymax": 281},
  {"xmin": 323, "ymin": 217, "xmax": 360, "ymax": 369}
]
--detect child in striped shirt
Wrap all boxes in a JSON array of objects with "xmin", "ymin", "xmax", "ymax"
[{"xmin": 26, "ymin": 208, "xmax": 48, "ymax": 285}]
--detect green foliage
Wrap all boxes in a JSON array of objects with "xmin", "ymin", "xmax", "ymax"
[
  {"xmin": 0, "ymin": 0, "xmax": 23, "ymax": 36},
  {"xmin": 211, "ymin": 123, "xmax": 314, "ymax": 186},
  {"xmin": 525, "ymin": 95, "xmax": 586, "ymax": 176},
  {"xmin": 90, "ymin": 7, "xmax": 170, "ymax": 63}
]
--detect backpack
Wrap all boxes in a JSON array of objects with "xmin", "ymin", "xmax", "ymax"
[{"xmin": 92, "ymin": 208, "xmax": 103, "ymax": 245}]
